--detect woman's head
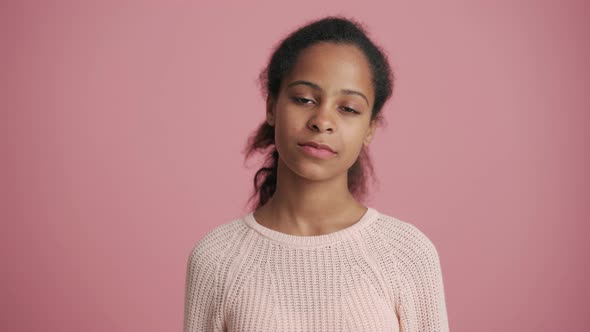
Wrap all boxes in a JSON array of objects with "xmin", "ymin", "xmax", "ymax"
[{"xmin": 244, "ymin": 15, "xmax": 394, "ymax": 210}]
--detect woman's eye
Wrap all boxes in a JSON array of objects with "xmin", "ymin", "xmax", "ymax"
[
  {"xmin": 341, "ymin": 106, "xmax": 359, "ymax": 114},
  {"xmin": 292, "ymin": 97, "xmax": 358, "ymax": 114},
  {"xmin": 292, "ymin": 97, "xmax": 313, "ymax": 104}
]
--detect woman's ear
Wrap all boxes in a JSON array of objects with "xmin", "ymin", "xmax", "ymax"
[
  {"xmin": 363, "ymin": 120, "xmax": 377, "ymax": 146},
  {"xmin": 266, "ymin": 96, "xmax": 275, "ymax": 127}
]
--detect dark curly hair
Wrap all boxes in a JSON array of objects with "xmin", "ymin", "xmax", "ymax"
[{"xmin": 243, "ymin": 15, "xmax": 395, "ymax": 211}]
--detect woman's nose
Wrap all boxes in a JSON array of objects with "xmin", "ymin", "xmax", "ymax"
[{"xmin": 307, "ymin": 103, "xmax": 335, "ymax": 133}]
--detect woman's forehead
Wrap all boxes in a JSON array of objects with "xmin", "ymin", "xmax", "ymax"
[{"xmin": 285, "ymin": 43, "xmax": 374, "ymax": 100}]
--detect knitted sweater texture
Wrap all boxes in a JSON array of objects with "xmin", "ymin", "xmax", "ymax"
[{"xmin": 183, "ymin": 207, "xmax": 449, "ymax": 331}]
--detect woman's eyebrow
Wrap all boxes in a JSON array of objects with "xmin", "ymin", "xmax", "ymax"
[{"xmin": 287, "ymin": 80, "xmax": 369, "ymax": 106}]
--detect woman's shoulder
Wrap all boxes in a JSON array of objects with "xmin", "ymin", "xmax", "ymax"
[
  {"xmin": 369, "ymin": 210, "xmax": 442, "ymax": 260},
  {"xmin": 187, "ymin": 216, "xmax": 248, "ymax": 263}
]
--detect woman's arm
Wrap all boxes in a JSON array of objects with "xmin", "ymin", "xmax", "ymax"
[
  {"xmin": 393, "ymin": 224, "xmax": 450, "ymax": 332},
  {"xmin": 183, "ymin": 242, "xmax": 225, "ymax": 332}
]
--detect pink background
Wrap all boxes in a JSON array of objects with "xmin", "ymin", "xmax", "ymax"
[{"xmin": 2, "ymin": 1, "xmax": 589, "ymax": 331}]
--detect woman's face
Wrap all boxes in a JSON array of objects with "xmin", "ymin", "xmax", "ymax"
[{"xmin": 266, "ymin": 42, "xmax": 377, "ymax": 181}]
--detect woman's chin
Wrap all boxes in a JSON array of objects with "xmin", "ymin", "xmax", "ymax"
[{"xmin": 291, "ymin": 163, "xmax": 341, "ymax": 182}]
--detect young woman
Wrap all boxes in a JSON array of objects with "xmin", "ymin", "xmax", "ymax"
[{"xmin": 183, "ymin": 16, "xmax": 449, "ymax": 332}]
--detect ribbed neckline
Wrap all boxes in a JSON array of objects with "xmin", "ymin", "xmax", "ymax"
[{"xmin": 242, "ymin": 206, "xmax": 380, "ymax": 247}]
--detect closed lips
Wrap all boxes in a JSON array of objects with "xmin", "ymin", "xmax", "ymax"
[{"xmin": 298, "ymin": 141, "xmax": 336, "ymax": 153}]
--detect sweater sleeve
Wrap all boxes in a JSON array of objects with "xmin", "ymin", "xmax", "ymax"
[
  {"xmin": 183, "ymin": 241, "xmax": 225, "ymax": 332},
  {"xmin": 393, "ymin": 223, "xmax": 450, "ymax": 332}
]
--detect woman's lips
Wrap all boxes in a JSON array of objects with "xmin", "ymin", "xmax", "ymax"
[{"xmin": 298, "ymin": 144, "xmax": 337, "ymax": 159}]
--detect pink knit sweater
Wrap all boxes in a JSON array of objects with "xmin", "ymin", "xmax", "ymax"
[{"xmin": 183, "ymin": 207, "xmax": 449, "ymax": 331}]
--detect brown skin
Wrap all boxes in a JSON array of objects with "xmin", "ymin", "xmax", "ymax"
[{"xmin": 253, "ymin": 42, "xmax": 378, "ymax": 236}]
